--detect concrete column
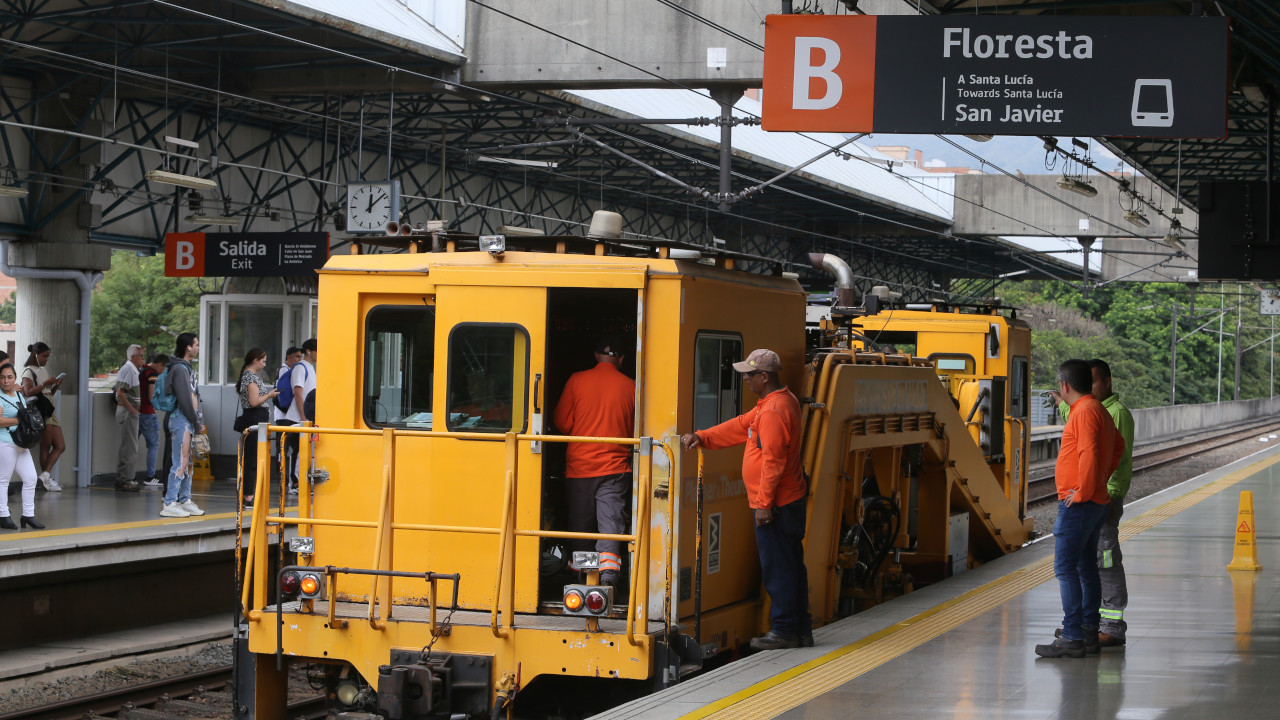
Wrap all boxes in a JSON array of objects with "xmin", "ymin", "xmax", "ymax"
[
  {"xmin": 15, "ymin": 276, "xmax": 81, "ymax": 483},
  {"xmin": 3, "ymin": 90, "xmax": 111, "ymax": 486}
]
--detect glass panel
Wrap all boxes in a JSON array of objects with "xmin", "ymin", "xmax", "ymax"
[
  {"xmin": 226, "ymin": 303, "xmax": 286, "ymax": 386},
  {"xmin": 694, "ymin": 333, "xmax": 742, "ymax": 430},
  {"xmin": 1011, "ymin": 356, "xmax": 1029, "ymax": 418},
  {"xmin": 364, "ymin": 305, "xmax": 436, "ymax": 428},
  {"xmin": 205, "ymin": 303, "xmax": 222, "ymax": 385},
  {"xmin": 447, "ymin": 324, "xmax": 528, "ymax": 433},
  {"xmin": 937, "ymin": 358, "xmax": 968, "ymax": 370}
]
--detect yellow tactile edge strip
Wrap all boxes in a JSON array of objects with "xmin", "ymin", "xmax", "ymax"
[
  {"xmin": 0, "ymin": 507, "xmax": 299, "ymax": 542},
  {"xmin": 684, "ymin": 450, "xmax": 1280, "ymax": 720}
]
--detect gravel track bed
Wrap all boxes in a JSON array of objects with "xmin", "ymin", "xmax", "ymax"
[
  {"xmin": 1029, "ymin": 435, "xmax": 1278, "ymax": 535},
  {"xmin": 2, "ymin": 643, "xmax": 233, "ymax": 716}
]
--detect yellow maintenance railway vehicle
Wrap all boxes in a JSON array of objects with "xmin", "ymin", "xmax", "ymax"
[{"xmin": 234, "ymin": 213, "xmax": 1035, "ymax": 719}]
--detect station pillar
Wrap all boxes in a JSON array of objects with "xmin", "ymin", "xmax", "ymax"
[{"xmin": 6, "ymin": 101, "xmax": 112, "ymax": 486}]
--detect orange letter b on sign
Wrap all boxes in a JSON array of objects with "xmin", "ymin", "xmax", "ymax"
[
  {"xmin": 763, "ymin": 15, "xmax": 877, "ymax": 132},
  {"xmin": 164, "ymin": 233, "xmax": 206, "ymax": 277}
]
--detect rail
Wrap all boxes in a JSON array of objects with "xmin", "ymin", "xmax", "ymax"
[{"xmin": 236, "ymin": 423, "xmax": 671, "ymax": 646}]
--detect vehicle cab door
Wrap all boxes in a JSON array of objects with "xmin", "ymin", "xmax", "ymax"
[{"xmin": 431, "ymin": 283, "xmax": 546, "ymax": 613}]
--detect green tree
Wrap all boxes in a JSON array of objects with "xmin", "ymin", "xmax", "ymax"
[
  {"xmin": 90, "ymin": 252, "xmax": 201, "ymax": 374},
  {"xmin": 0, "ymin": 293, "xmax": 14, "ymax": 324}
]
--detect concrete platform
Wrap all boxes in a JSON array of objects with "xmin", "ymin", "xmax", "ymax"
[
  {"xmin": 0, "ymin": 479, "xmax": 294, "ymax": 578},
  {"xmin": 600, "ymin": 443, "xmax": 1280, "ymax": 720}
]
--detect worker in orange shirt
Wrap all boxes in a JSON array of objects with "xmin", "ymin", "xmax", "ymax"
[
  {"xmin": 681, "ymin": 348, "xmax": 812, "ymax": 651},
  {"xmin": 553, "ymin": 337, "xmax": 636, "ymax": 587},
  {"xmin": 1035, "ymin": 359, "xmax": 1124, "ymax": 659}
]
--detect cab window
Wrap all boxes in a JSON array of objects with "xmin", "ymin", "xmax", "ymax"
[
  {"xmin": 447, "ymin": 324, "xmax": 529, "ymax": 433},
  {"xmin": 363, "ymin": 305, "xmax": 435, "ymax": 428},
  {"xmin": 1010, "ymin": 356, "xmax": 1030, "ymax": 418},
  {"xmin": 694, "ymin": 333, "xmax": 743, "ymax": 430}
]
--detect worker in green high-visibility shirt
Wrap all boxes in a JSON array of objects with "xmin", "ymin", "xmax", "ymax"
[{"xmin": 1052, "ymin": 358, "xmax": 1135, "ymax": 648}]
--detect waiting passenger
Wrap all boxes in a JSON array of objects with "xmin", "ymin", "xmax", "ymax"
[
  {"xmin": 20, "ymin": 342, "xmax": 63, "ymax": 492},
  {"xmin": 1052, "ymin": 358, "xmax": 1134, "ymax": 648},
  {"xmin": 552, "ymin": 337, "xmax": 635, "ymax": 588},
  {"xmin": 113, "ymin": 344, "xmax": 144, "ymax": 492},
  {"xmin": 138, "ymin": 354, "xmax": 167, "ymax": 488},
  {"xmin": 281, "ymin": 338, "xmax": 317, "ymax": 494},
  {"xmin": 681, "ymin": 348, "xmax": 812, "ymax": 650},
  {"xmin": 235, "ymin": 348, "xmax": 280, "ymax": 508},
  {"xmin": 1035, "ymin": 359, "xmax": 1124, "ymax": 659},
  {"xmin": 0, "ymin": 362, "xmax": 45, "ymax": 529},
  {"xmin": 161, "ymin": 333, "xmax": 206, "ymax": 519}
]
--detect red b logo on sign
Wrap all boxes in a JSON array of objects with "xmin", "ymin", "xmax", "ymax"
[{"xmin": 164, "ymin": 233, "xmax": 206, "ymax": 277}]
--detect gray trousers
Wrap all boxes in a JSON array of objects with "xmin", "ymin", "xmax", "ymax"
[
  {"xmin": 566, "ymin": 472, "xmax": 631, "ymax": 574},
  {"xmin": 1097, "ymin": 502, "xmax": 1128, "ymax": 637},
  {"xmin": 116, "ymin": 406, "xmax": 139, "ymax": 483}
]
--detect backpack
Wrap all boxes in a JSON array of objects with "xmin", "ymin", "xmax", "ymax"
[
  {"xmin": 1, "ymin": 393, "xmax": 44, "ymax": 449},
  {"xmin": 152, "ymin": 367, "xmax": 178, "ymax": 413},
  {"xmin": 275, "ymin": 363, "xmax": 308, "ymax": 412}
]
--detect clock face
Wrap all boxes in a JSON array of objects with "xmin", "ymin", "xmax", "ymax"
[{"xmin": 346, "ymin": 183, "xmax": 398, "ymax": 233}]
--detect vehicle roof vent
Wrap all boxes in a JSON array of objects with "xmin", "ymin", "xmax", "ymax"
[{"xmin": 587, "ymin": 210, "xmax": 622, "ymax": 240}]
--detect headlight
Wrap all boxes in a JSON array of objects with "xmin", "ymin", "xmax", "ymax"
[
  {"xmin": 289, "ymin": 536, "xmax": 315, "ymax": 554},
  {"xmin": 571, "ymin": 551, "xmax": 600, "ymax": 571},
  {"xmin": 335, "ymin": 679, "xmax": 360, "ymax": 706},
  {"xmin": 479, "ymin": 234, "xmax": 506, "ymax": 257}
]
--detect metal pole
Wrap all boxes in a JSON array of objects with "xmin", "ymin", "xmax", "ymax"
[
  {"xmin": 1218, "ymin": 286, "xmax": 1224, "ymax": 403},
  {"xmin": 1170, "ymin": 302, "xmax": 1177, "ymax": 405},
  {"xmin": 1272, "ymin": 315, "xmax": 1275, "ymax": 398},
  {"xmin": 1234, "ymin": 282, "xmax": 1243, "ymax": 400}
]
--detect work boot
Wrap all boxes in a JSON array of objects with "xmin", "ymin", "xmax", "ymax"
[
  {"xmin": 1035, "ymin": 636, "xmax": 1086, "ymax": 658},
  {"xmin": 800, "ymin": 633, "xmax": 815, "ymax": 648},
  {"xmin": 1098, "ymin": 632, "xmax": 1126, "ymax": 647},
  {"xmin": 750, "ymin": 631, "xmax": 800, "ymax": 651},
  {"xmin": 115, "ymin": 479, "xmax": 140, "ymax": 493},
  {"xmin": 1055, "ymin": 626, "xmax": 1100, "ymax": 654}
]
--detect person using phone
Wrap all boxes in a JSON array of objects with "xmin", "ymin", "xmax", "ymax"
[
  {"xmin": 20, "ymin": 342, "xmax": 63, "ymax": 492},
  {"xmin": 234, "ymin": 348, "xmax": 279, "ymax": 508}
]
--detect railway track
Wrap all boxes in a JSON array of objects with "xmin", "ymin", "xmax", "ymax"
[
  {"xmin": 0, "ymin": 666, "xmax": 325, "ymax": 720},
  {"xmin": 1026, "ymin": 418, "xmax": 1280, "ymax": 505}
]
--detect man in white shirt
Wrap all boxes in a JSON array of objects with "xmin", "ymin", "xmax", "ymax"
[
  {"xmin": 283, "ymin": 339, "xmax": 317, "ymax": 492},
  {"xmin": 114, "ymin": 344, "xmax": 144, "ymax": 492}
]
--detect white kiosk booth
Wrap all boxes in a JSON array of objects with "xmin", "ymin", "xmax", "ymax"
[{"xmin": 198, "ymin": 276, "xmax": 317, "ymax": 456}]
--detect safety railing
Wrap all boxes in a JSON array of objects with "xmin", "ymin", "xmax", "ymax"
[{"xmin": 236, "ymin": 423, "xmax": 673, "ymax": 645}]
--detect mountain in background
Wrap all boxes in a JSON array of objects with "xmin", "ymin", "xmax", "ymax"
[{"xmin": 868, "ymin": 134, "xmax": 1126, "ymax": 175}]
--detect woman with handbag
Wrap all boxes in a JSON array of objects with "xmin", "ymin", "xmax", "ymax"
[
  {"xmin": 0, "ymin": 363, "xmax": 44, "ymax": 529},
  {"xmin": 235, "ymin": 348, "xmax": 279, "ymax": 508},
  {"xmin": 20, "ymin": 342, "xmax": 63, "ymax": 492}
]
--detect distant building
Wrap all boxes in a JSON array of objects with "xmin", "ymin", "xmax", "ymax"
[{"xmin": 874, "ymin": 146, "xmax": 984, "ymax": 175}]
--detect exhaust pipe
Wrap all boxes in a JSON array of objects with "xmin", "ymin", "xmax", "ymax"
[
  {"xmin": 385, "ymin": 220, "xmax": 400, "ymax": 236},
  {"xmin": 808, "ymin": 253, "xmax": 857, "ymax": 307},
  {"xmin": 399, "ymin": 223, "xmax": 414, "ymax": 237}
]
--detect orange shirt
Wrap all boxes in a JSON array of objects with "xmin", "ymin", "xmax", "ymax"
[
  {"xmin": 552, "ymin": 362, "xmax": 636, "ymax": 478},
  {"xmin": 1056, "ymin": 394, "xmax": 1124, "ymax": 504},
  {"xmin": 696, "ymin": 387, "xmax": 806, "ymax": 509}
]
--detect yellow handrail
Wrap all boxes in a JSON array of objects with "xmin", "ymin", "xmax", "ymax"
[{"xmin": 240, "ymin": 423, "xmax": 672, "ymax": 642}]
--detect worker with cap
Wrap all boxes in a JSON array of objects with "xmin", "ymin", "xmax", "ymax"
[
  {"xmin": 681, "ymin": 348, "xmax": 812, "ymax": 650},
  {"xmin": 553, "ymin": 336, "xmax": 636, "ymax": 587}
]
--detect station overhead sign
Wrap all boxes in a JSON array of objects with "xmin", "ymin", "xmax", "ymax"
[
  {"xmin": 762, "ymin": 15, "xmax": 1228, "ymax": 138},
  {"xmin": 164, "ymin": 232, "xmax": 330, "ymax": 277}
]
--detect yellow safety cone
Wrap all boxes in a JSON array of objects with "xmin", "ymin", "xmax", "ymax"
[{"xmin": 1227, "ymin": 490, "xmax": 1263, "ymax": 571}]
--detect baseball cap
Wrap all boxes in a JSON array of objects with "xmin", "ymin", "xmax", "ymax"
[{"xmin": 732, "ymin": 348, "xmax": 781, "ymax": 373}]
